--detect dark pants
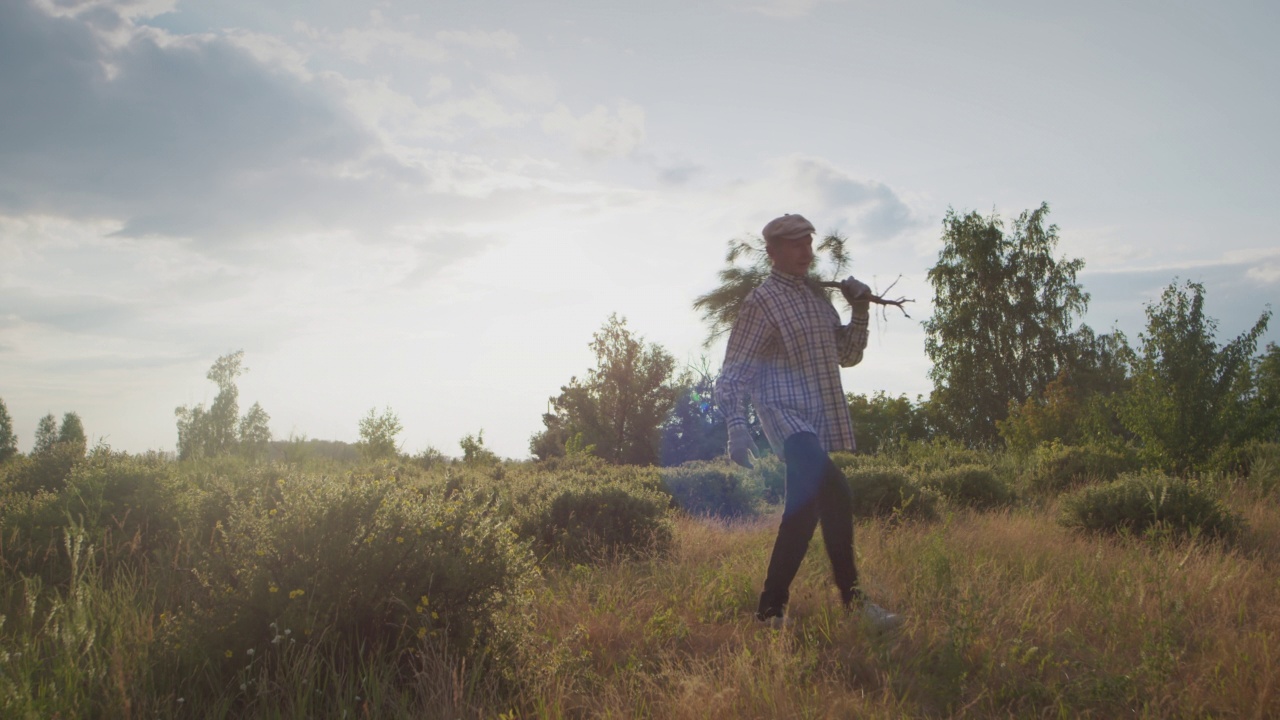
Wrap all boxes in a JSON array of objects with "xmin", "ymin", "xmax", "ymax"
[{"xmin": 756, "ymin": 432, "xmax": 860, "ymax": 620}]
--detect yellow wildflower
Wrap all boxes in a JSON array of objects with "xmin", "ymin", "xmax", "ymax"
[{"xmin": 269, "ymin": 585, "xmax": 279, "ymax": 594}]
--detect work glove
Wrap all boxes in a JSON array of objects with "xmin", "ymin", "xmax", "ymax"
[
  {"xmin": 839, "ymin": 276, "xmax": 872, "ymax": 314},
  {"xmin": 728, "ymin": 424, "xmax": 755, "ymax": 469}
]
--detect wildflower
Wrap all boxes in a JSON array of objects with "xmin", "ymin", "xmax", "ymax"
[
  {"xmin": 269, "ymin": 585, "xmax": 279, "ymax": 594},
  {"xmin": 431, "ymin": 611, "xmax": 439, "ymax": 620},
  {"xmin": 256, "ymin": 550, "xmax": 265, "ymax": 557},
  {"xmin": 225, "ymin": 650, "xmax": 233, "ymax": 658},
  {"xmin": 289, "ymin": 589, "xmax": 305, "ymax": 599},
  {"xmin": 420, "ymin": 595, "xmax": 429, "ymax": 606},
  {"xmin": 417, "ymin": 627, "xmax": 427, "ymax": 639},
  {"xmin": 396, "ymin": 536, "xmax": 404, "ymax": 544},
  {"xmin": 269, "ymin": 508, "xmax": 278, "ymax": 517}
]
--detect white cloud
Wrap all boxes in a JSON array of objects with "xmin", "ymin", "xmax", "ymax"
[
  {"xmin": 436, "ymin": 29, "xmax": 521, "ymax": 56},
  {"xmin": 223, "ymin": 29, "xmax": 312, "ymax": 79},
  {"xmin": 33, "ymin": 0, "xmax": 176, "ymax": 21},
  {"xmin": 730, "ymin": 0, "xmax": 848, "ymax": 19},
  {"xmin": 542, "ymin": 101, "xmax": 646, "ymax": 159},
  {"xmin": 299, "ymin": 11, "xmax": 449, "ymax": 65},
  {"xmin": 1246, "ymin": 262, "xmax": 1280, "ymax": 285},
  {"xmin": 785, "ymin": 157, "xmax": 922, "ymax": 241}
]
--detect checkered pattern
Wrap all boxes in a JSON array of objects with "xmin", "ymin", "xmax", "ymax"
[{"xmin": 716, "ymin": 269, "xmax": 869, "ymax": 455}]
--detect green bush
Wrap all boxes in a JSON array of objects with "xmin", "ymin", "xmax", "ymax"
[
  {"xmin": 183, "ymin": 466, "xmax": 539, "ymax": 674},
  {"xmin": 1059, "ymin": 471, "xmax": 1242, "ymax": 540},
  {"xmin": 6, "ymin": 442, "xmax": 85, "ymax": 495},
  {"xmin": 1241, "ymin": 443, "xmax": 1280, "ymax": 498},
  {"xmin": 490, "ymin": 457, "xmax": 675, "ymax": 564},
  {"xmin": 1022, "ymin": 442, "xmax": 1139, "ymax": 495},
  {"xmin": 660, "ymin": 460, "xmax": 761, "ymax": 518},
  {"xmin": 922, "ymin": 464, "xmax": 1015, "ymax": 509},
  {"xmin": 900, "ymin": 438, "xmax": 994, "ymax": 473},
  {"xmin": 0, "ymin": 449, "xmax": 183, "ymax": 582},
  {"xmin": 754, "ymin": 454, "xmax": 786, "ymax": 504},
  {"xmin": 834, "ymin": 461, "xmax": 938, "ymax": 520}
]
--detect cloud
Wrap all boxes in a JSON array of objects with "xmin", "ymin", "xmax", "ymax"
[
  {"xmin": 436, "ymin": 29, "xmax": 520, "ymax": 57},
  {"xmin": 787, "ymin": 157, "xmax": 921, "ymax": 240},
  {"xmin": 731, "ymin": 0, "xmax": 848, "ymax": 19},
  {"xmin": 0, "ymin": 0, "xmax": 403, "ymax": 244},
  {"xmin": 0, "ymin": 285, "xmax": 141, "ymax": 334},
  {"xmin": 542, "ymin": 101, "xmax": 646, "ymax": 159},
  {"xmin": 1247, "ymin": 262, "xmax": 1280, "ymax": 285},
  {"xmin": 657, "ymin": 162, "xmax": 704, "ymax": 186}
]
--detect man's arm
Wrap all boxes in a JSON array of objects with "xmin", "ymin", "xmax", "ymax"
[
  {"xmin": 715, "ymin": 295, "xmax": 771, "ymax": 431},
  {"xmin": 836, "ymin": 278, "xmax": 871, "ymax": 367}
]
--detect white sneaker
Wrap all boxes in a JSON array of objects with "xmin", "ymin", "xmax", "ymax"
[
  {"xmin": 757, "ymin": 614, "xmax": 793, "ymax": 629},
  {"xmin": 862, "ymin": 602, "xmax": 903, "ymax": 632}
]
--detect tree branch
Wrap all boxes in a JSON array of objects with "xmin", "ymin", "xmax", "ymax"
[{"xmin": 817, "ymin": 281, "xmax": 915, "ymax": 319}]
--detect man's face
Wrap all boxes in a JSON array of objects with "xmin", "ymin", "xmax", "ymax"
[{"xmin": 767, "ymin": 235, "xmax": 815, "ymax": 276}]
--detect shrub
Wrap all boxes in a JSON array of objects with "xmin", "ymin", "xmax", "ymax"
[
  {"xmin": 660, "ymin": 460, "xmax": 761, "ymax": 518},
  {"xmin": 494, "ymin": 457, "xmax": 674, "ymax": 564},
  {"xmin": 900, "ymin": 438, "xmax": 994, "ymax": 473},
  {"xmin": 1022, "ymin": 442, "xmax": 1139, "ymax": 495},
  {"xmin": 183, "ymin": 467, "xmax": 539, "ymax": 674},
  {"xmin": 0, "ymin": 449, "xmax": 182, "ymax": 582},
  {"xmin": 922, "ymin": 464, "xmax": 1015, "ymax": 509},
  {"xmin": 1241, "ymin": 442, "xmax": 1280, "ymax": 498},
  {"xmin": 6, "ymin": 442, "xmax": 85, "ymax": 494},
  {"xmin": 754, "ymin": 454, "xmax": 786, "ymax": 504},
  {"xmin": 1059, "ymin": 471, "xmax": 1243, "ymax": 540},
  {"xmin": 834, "ymin": 461, "xmax": 938, "ymax": 520}
]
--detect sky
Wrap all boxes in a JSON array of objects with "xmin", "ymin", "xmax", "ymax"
[{"xmin": 2, "ymin": 0, "xmax": 1277, "ymax": 459}]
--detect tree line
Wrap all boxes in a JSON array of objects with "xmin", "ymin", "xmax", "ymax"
[
  {"xmin": 529, "ymin": 202, "xmax": 1278, "ymax": 472},
  {"xmin": 1, "ymin": 201, "xmax": 1274, "ymax": 472}
]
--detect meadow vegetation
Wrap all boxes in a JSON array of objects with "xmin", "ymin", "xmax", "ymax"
[{"xmin": 3, "ymin": 438, "xmax": 1278, "ymax": 718}]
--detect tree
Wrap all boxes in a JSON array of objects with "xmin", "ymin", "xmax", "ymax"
[
  {"xmin": 460, "ymin": 430, "xmax": 499, "ymax": 466},
  {"xmin": 846, "ymin": 392, "xmax": 932, "ymax": 454},
  {"xmin": 923, "ymin": 203, "xmax": 1090, "ymax": 445},
  {"xmin": 531, "ymin": 315, "xmax": 678, "ymax": 465},
  {"xmin": 358, "ymin": 407, "xmax": 403, "ymax": 461},
  {"xmin": 175, "ymin": 351, "xmax": 266, "ymax": 460},
  {"xmin": 32, "ymin": 413, "xmax": 58, "ymax": 456},
  {"xmin": 205, "ymin": 351, "xmax": 245, "ymax": 455},
  {"xmin": 1117, "ymin": 280, "xmax": 1270, "ymax": 470},
  {"xmin": 0, "ymin": 397, "xmax": 17, "ymax": 463},
  {"xmin": 1252, "ymin": 343, "xmax": 1280, "ymax": 442},
  {"xmin": 693, "ymin": 232, "xmax": 853, "ymax": 346},
  {"xmin": 237, "ymin": 402, "xmax": 272, "ymax": 459},
  {"xmin": 57, "ymin": 412, "xmax": 87, "ymax": 457},
  {"xmin": 659, "ymin": 363, "xmax": 727, "ymax": 466}
]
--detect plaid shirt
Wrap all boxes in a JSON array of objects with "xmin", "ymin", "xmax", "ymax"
[{"xmin": 716, "ymin": 268, "xmax": 869, "ymax": 456}]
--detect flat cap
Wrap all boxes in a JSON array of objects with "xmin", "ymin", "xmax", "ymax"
[{"xmin": 761, "ymin": 214, "xmax": 816, "ymax": 244}]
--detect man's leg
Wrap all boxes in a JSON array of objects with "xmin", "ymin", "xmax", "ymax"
[
  {"xmin": 756, "ymin": 432, "xmax": 825, "ymax": 620},
  {"xmin": 815, "ymin": 455, "xmax": 860, "ymax": 605}
]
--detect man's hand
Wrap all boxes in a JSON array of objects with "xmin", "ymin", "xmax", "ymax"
[
  {"xmin": 839, "ymin": 276, "xmax": 872, "ymax": 303},
  {"xmin": 840, "ymin": 276, "xmax": 872, "ymax": 316},
  {"xmin": 728, "ymin": 425, "xmax": 755, "ymax": 468}
]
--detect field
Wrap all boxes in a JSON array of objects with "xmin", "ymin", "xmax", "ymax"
[{"xmin": 2, "ymin": 447, "xmax": 1279, "ymax": 718}]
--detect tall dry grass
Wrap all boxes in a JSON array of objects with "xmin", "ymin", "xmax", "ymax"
[{"xmin": 519, "ymin": 492, "xmax": 1280, "ymax": 718}]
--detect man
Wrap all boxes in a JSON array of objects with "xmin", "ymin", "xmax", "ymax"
[{"xmin": 716, "ymin": 213, "xmax": 902, "ymax": 630}]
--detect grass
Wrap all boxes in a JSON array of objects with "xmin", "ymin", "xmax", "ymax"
[
  {"xmin": 517, "ymin": 487, "xmax": 1280, "ymax": 718},
  {"xmin": 3, "ymin": 477, "xmax": 1279, "ymax": 718}
]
